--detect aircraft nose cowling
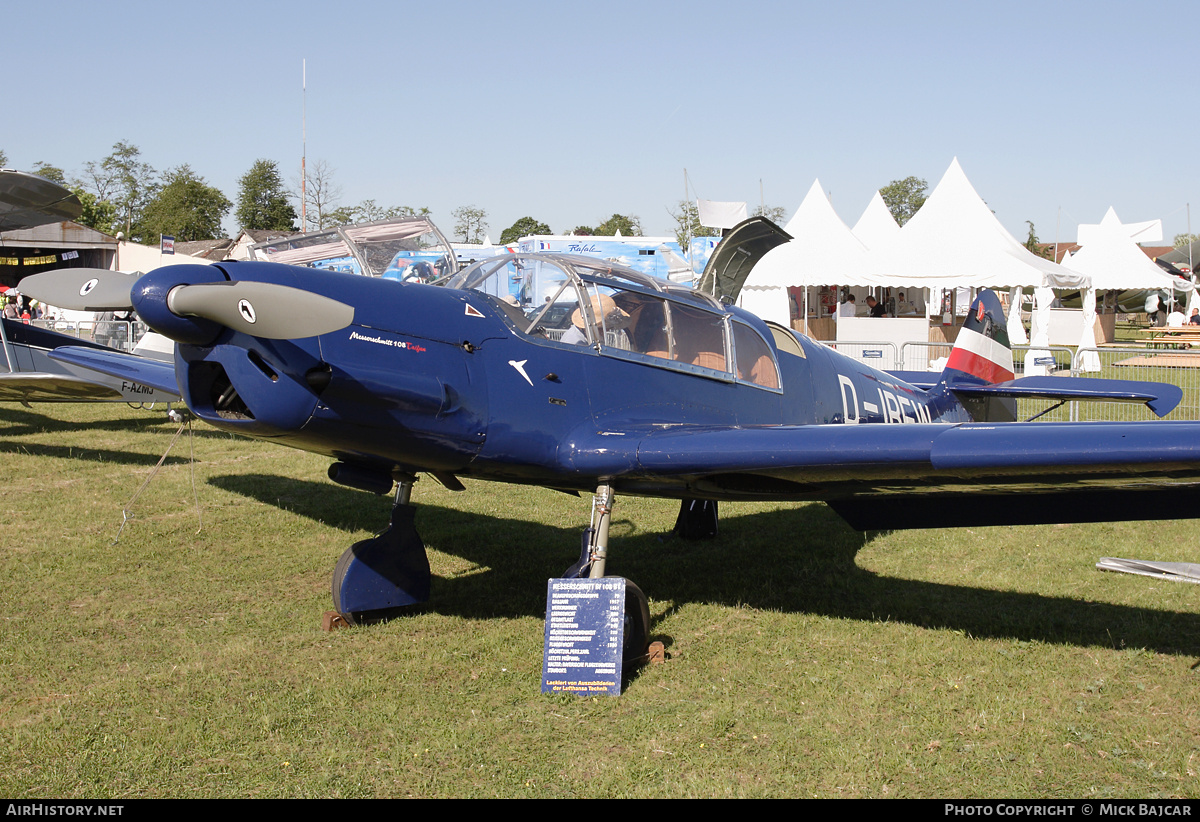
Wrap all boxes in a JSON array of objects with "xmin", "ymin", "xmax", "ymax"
[{"xmin": 131, "ymin": 264, "xmax": 226, "ymax": 345}]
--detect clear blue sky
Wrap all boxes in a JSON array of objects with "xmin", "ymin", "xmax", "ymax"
[{"xmin": 5, "ymin": 0, "xmax": 1195, "ymax": 245}]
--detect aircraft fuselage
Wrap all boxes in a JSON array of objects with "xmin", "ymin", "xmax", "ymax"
[{"xmin": 161, "ymin": 261, "xmax": 963, "ymax": 495}]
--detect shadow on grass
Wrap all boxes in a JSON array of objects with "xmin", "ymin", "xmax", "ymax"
[
  {"xmin": 0, "ymin": 405, "xmax": 252, "ymax": 466},
  {"xmin": 0, "ymin": 404, "xmax": 159, "ymax": 435},
  {"xmin": 211, "ymin": 473, "xmax": 1200, "ymax": 657},
  {"xmin": 0, "ymin": 404, "xmax": 244, "ymax": 441},
  {"xmin": 0, "ymin": 438, "xmax": 196, "ymax": 467}
]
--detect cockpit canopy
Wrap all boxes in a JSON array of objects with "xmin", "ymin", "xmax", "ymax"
[
  {"xmin": 449, "ymin": 254, "xmax": 780, "ymax": 390},
  {"xmin": 249, "ymin": 216, "xmax": 456, "ymax": 282}
]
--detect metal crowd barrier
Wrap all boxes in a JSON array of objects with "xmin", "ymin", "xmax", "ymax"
[
  {"xmin": 824, "ymin": 340, "xmax": 901, "ymax": 370},
  {"xmin": 1071, "ymin": 347, "xmax": 1200, "ymax": 421},
  {"xmin": 28, "ymin": 319, "xmax": 144, "ymax": 353},
  {"xmin": 899, "ymin": 341, "xmax": 953, "ymax": 372}
]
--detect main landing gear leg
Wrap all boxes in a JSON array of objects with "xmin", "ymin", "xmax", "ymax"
[
  {"xmin": 331, "ymin": 473, "xmax": 432, "ymax": 624},
  {"xmin": 562, "ymin": 484, "xmax": 651, "ymax": 666}
]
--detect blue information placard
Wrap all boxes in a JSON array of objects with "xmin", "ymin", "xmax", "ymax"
[{"xmin": 541, "ymin": 578, "xmax": 625, "ymax": 695}]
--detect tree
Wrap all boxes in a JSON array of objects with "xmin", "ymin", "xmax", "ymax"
[
  {"xmin": 879, "ymin": 176, "xmax": 928, "ymax": 226},
  {"xmin": 295, "ymin": 159, "xmax": 343, "ymax": 231},
  {"xmin": 31, "ymin": 162, "xmax": 66, "ymax": 183},
  {"xmin": 594, "ymin": 213, "xmax": 642, "ymax": 236},
  {"xmin": 82, "ymin": 141, "xmax": 159, "ymax": 239},
  {"xmin": 499, "ymin": 216, "xmax": 551, "ymax": 244},
  {"xmin": 1174, "ymin": 233, "xmax": 1199, "ymax": 249},
  {"xmin": 569, "ymin": 225, "xmax": 595, "ymax": 236},
  {"xmin": 753, "ymin": 204, "xmax": 787, "ymax": 224},
  {"xmin": 668, "ymin": 200, "xmax": 720, "ymax": 248},
  {"xmin": 139, "ymin": 165, "xmax": 232, "ymax": 242},
  {"xmin": 325, "ymin": 200, "xmax": 430, "ymax": 227},
  {"xmin": 70, "ymin": 187, "xmax": 119, "ymax": 235},
  {"xmin": 452, "ymin": 205, "xmax": 488, "ymax": 243},
  {"xmin": 236, "ymin": 159, "xmax": 296, "ymax": 231},
  {"xmin": 0, "ymin": 149, "xmax": 7, "ymax": 167},
  {"xmin": 1024, "ymin": 220, "xmax": 1053, "ymax": 260}
]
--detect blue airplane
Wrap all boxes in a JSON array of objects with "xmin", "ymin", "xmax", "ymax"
[{"xmin": 20, "ymin": 250, "xmax": 1200, "ymax": 663}]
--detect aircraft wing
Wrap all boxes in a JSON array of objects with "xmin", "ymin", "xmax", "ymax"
[
  {"xmin": 0, "ymin": 169, "xmax": 83, "ymax": 231},
  {"xmin": 0, "ymin": 372, "xmax": 124, "ymax": 402},
  {"xmin": 564, "ymin": 420, "xmax": 1200, "ymax": 529},
  {"xmin": 47, "ymin": 346, "xmax": 179, "ymax": 396}
]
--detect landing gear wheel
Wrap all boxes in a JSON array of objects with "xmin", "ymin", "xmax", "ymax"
[{"xmin": 616, "ymin": 577, "xmax": 650, "ymax": 667}]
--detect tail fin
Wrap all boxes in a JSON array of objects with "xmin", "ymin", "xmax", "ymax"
[{"xmin": 943, "ymin": 290, "xmax": 1014, "ymax": 385}]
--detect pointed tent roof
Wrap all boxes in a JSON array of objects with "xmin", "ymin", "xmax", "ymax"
[
  {"xmin": 855, "ymin": 158, "xmax": 1088, "ymax": 290},
  {"xmin": 1066, "ymin": 208, "xmax": 1180, "ymax": 291},
  {"xmin": 851, "ymin": 191, "xmax": 900, "ymax": 250},
  {"xmin": 1077, "ymin": 209, "xmax": 1161, "ymax": 246},
  {"xmin": 744, "ymin": 179, "xmax": 871, "ymax": 289}
]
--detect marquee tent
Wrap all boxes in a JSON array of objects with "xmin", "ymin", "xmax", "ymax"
[
  {"xmin": 1067, "ymin": 208, "xmax": 1179, "ymax": 293},
  {"xmin": 742, "ymin": 160, "xmax": 1090, "ymax": 297},
  {"xmin": 845, "ymin": 159, "xmax": 1088, "ymax": 292},
  {"xmin": 738, "ymin": 179, "xmax": 871, "ymax": 325},
  {"xmin": 850, "ymin": 191, "xmax": 900, "ymax": 250},
  {"xmin": 1062, "ymin": 208, "xmax": 1185, "ymax": 372},
  {"xmin": 738, "ymin": 160, "xmax": 1091, "ymax": 340}
]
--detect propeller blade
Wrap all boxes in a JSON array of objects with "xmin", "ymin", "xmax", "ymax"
[
  {"xmin": 18, "ymin": 268, "xmax": 137, "ymax": 311},
  {"xmin": 165, "ymin": 280, "xmax": 355, "ymax": 339}
]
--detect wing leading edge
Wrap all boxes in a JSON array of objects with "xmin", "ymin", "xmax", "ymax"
[{"xmin": 47, "ymin": 346, "xmax": 179, "ymax": 396}]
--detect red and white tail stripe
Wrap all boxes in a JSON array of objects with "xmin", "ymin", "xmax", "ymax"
[{"xmin": 946, "ymin": 323, "xmax": 1014, "ymax": 383}]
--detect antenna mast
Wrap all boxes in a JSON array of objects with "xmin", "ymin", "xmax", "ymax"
[{"xmin": 301, "ymin": 59, "xmax": 307, "ymax": 231}]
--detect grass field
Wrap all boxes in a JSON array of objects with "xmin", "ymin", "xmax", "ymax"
[{"xmin": 2, "ymin": 403, "xmax": 1199, "ymax": 798}]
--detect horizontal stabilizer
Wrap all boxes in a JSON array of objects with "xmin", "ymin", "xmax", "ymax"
[
  {"xmin": 950, "ymin": 376, "xmax": 1182, "ymax": 418},
  {"xmin": 48, "ymin": 346, "xmax": 179, "ymax": 396}
]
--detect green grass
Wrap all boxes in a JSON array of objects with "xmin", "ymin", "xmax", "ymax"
[{"xmin": 2, "ymin": 403, "xmax": 1200, "ymax": 798}]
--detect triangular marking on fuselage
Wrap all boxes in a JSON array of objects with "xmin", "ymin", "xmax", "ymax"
[{"xmin": 509, "ymin": 359, "xmax": 533, "ymax": 386}]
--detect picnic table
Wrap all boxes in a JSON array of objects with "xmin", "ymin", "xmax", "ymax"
[{"xmin": 1146, "ymin": 327, "xmax": 1200, "ymax": 349}]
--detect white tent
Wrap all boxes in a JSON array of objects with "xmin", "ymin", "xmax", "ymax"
[
  {"xmin": 1067, "ymin": 208, "xmax": 1179, "ymax": 292},
  {"xmin": 1064, "ymin": 208, "xmax": 1182, "ymax": 372},
  {"xmin": 739, "ymin": 179, "xmax": 870, "ymax": 325},
  {"xmin": 854, "ymin": 158, "xmax": 1088, "ymax": 291},
  {"xmin": 850, "ymin": 191, "xmax": 900, "ymax": 250}
]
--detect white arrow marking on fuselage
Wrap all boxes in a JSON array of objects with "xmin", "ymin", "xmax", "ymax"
[{"xmin": 509, "ymin": 359, "xmax": 533, "ymax": 386}]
